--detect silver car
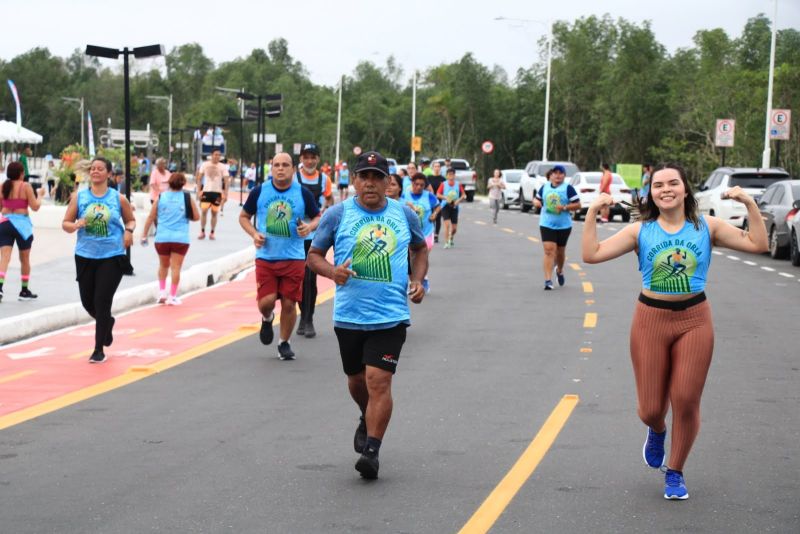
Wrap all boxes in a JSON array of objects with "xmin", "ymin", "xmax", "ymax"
[
  {"xmin": 499, "ymin": 169, "xmax": 527, "ymax": 209},
  {"xmin": 756, "ymin": 180, "xmax": 800, "ymax": 259},
  {"xmin": 790, "ymin": 202, "xmax": 800, "ymax": 266}
]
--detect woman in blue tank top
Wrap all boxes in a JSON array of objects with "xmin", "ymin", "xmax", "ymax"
[
  {"xmin": 62, "ymin": 157, "xmax": 136, "ymax": 364},
  {"xmin": 582, "ymin": 164, "xmax": 768, "ymax": 501},
  {"xmin": 140, "ymin": 172, "xmax": 200, "ymax": 305}
]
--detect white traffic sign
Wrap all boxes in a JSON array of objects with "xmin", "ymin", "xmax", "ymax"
[
  {"xmin": 252, "ymin": 133, "xmax": 278, "ymax": 143},
  {"xmin": 353, "ymin": 146, "xmax": 362, "ymax": 156},
  {"xmin": 293, "ymin": 143, "xmax": 302, "ymax": 155},
  {"xmin": 481, "ymin": 140, "xmax": 494, "ymax": 154},
  {"xmin": 275, "ymin": 143, "xmax": 283, "ymax": 154},
  {"xmin": 715, "ymin": 119, "xmax": 735, "ymax": 147},
  {"xmin": 769, "ymin": 109, "xmax": 791, "ymax": 140}
]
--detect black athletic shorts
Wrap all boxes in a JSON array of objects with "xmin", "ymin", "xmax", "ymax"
[
  {"xmin": 334, "ymin": 323, "xmax": 408, "ymax": 375},
  {"xmin": 441, "ymin": 204, "xmax": 459, "ymax": 224},
  {"xmin": 0, "ymin": 219, "xmax": 33, "ymax": 250},
  {"xmin": 540, "ymin": 226, "xmax": 572, "ymax": 247}
]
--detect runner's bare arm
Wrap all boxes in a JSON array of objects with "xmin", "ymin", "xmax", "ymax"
[
  {"xmin": 120, "ymin": 195, "xmax": 136, "ymax": 248},
  {"xmin": 307, "ymin": 248, "xmax": 356, "ymax": 285},
  {"xmin": 709, "ymin": 187, "xmax": 768, "ymax": 253},
  {"xmin": 582, "ymin": 193, "xmax": 639, "ymax": 263},
  {"xmin": 408, "ymin": 242, "xmax": 429, "ymax": 303},
  {"xmin": 61, "ymin": 193, "xmax": 85, "ymax": 232},
  {"xmin": 26, "ymin": 182, "xmax": 42, "ymax": 211},
  {"xmin": 140, "ymin": 199, "xmax": 159, "ymax": 243},
  {"xmin": 238, "ymin": 208, "xmax": 264, "ymax": 248}
]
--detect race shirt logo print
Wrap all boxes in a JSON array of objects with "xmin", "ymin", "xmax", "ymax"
[
  {"xmin": 266, "ymin": 199, "xmax": 292, "ymax": 237},
  {"xmin": 649, "ymin": 247, "xmax": 698, "ymax": 293},
  {"xmin": 446, "ymin": 189, "xmax": 458, "ymax": 203},
  {"xmin": 85, "ymin": 203, "xmax": 111, "ymax": 237},
  {"xmin": 352, "ymin": 223, "xmax": 397, "ymax": 282},
  {"xmin": 410, "ymin": 202, "xmax": 425, "ymax": 224},
  {"xmin": 545, "ymin": 192, "xmax": 562, "ymax": 214}
]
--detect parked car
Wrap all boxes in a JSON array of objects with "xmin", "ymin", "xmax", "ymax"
[
  {"xmin": 790, "ymin": 202, "xmax": 800, "ymax": 266},
  {"xmin": 568, "ymin": 172, "xmax": 633, "ymax": 222},
  {"xmin": 521, "ymin": 161, "xmax": 580, "ymax": 213},
  {"xmin": 432, "ymin": 158, "xmax": 478, "ymax": 202},
  {"xmin": 695, "ymin": 167, "xmax": 790, "ymax": 228},
  {"xmin": 756, "ymin": 180, "xmax": 800, "ymax": 259},
  {"xmin": 498, "ymin": 169, "xmax": 527, "ymax": 209}
]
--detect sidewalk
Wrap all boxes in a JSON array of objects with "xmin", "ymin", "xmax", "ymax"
[{"xmin": 0, "ymin": 194, "xmax": 256, "ymax": 345}]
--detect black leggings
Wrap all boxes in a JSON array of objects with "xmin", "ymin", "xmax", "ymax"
[
  {"xmin": 75, "ymin": 256, "xmax": 125, "ymax": 351},
  {"xmin": 301, "ymin": 239, "xmax": 317, "ymax": 322}
]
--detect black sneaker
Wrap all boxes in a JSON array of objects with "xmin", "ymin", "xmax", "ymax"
[
  {"xmin": 104, "ymin": 317, "xmax": 115, "ymax": 347},
  {"xmin": 277, "ymin": 341, "xmax": 295, "ymax": 360},
  {"xmin": 355, "ymin": 452, "xmax": 379, "ymax": 479},
  {"xmin": 296, "ymin": 319, "xmax": 306, "ymax": 336},
  {"xmin": 259, "ymin": 313, "xmax": 275, "ymax": 345},
  {"xmin": 18, "ymin": 288, "xmax": 38, "ymax": 301},
  {"xmin": 89, "ymin": 349, "xmax": 107, "ymax": 364},
  {"xmin": 0, "ymin": 288, "xmax": 3, "ymax": 302},
  {"xmin": 354, "ymin": 416, "xmax": 367, "ymax": 453},
  {"xmin": 304, "ymin": 321, "xmax": 316, "ymax": 338}
]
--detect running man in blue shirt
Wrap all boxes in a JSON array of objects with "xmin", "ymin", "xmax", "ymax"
[{"xmin": 534, "ymin": 165, "xmax": 581, "ymax": 290}]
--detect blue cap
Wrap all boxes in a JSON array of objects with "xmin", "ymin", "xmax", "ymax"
[{"xmin": 552, "ymin": 164, "xmax": 566, "ymax": 174}]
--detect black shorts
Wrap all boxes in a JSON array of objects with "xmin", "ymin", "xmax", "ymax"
[
  {"xmin": 0, "ymin": 220, "xmax": 33, "ymax": 250},
  {"xmin": 338, "ymin": 183, "xmax": 348, "ymax": 191},
  {"xmin": 441, "ymin": 204, "xmax": 459, "ymax": 224},
  {"xmin": 540, "ymin": 226, "xmax": 572, "ymax": 246},
  {"xmin": 334, "ymin": 324, "xmax": 408, "ymax": 375}
]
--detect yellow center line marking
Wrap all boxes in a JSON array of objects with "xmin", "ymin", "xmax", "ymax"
[
  {"xmin": 585, "ymin": 299, "xmax": 595, "ymax": 305},
  {"xmin": 244, "ymin": 291, "xmax": 257, "ymax": 298},
  {"xmin": 474, "ymin": 221, "xmax": 487, "ymax": 226},
  {"xmin": 131, "ymin": 327, "xmax": 162, "ymax": 339},
  {"xmin": 213, "ymin": 300, "xmax": 236, "ymax": 309},
  {"xmin": 584, "ymin": 313, "xmax": 598, "ymax": 328},
  {"xmin": 0, "ymin": 370, "xmax": 37, "ymax": 385},
  {"xmin": 569, "ymin": 263, "xmax": 582, "ymax": 271},
  {"xmin": 527, "ymin": 236, "xmax": 540, "ymax": 243},
  {"xmin": 67, "ymin": 350, "xmax": 93, "ymax": 360},
  {"xmin": 578, "ymin": 272, "xmax": 587, "ymax": 278},
  {"xmin": 582, "ymin": 282, "xmax": 594, "ymax": 293},
  {"xmin": 502, "ymin": 228, "xmax": 515, "ymax": 234},
  {"xmin": 458, "ymin": 394, "xmax": 580, "ymax": 534},
  {"xmin": 177, "ymin": 313, "xmax": 205, "ymax": 323},
  {"xmin": 580, "ymin": 347, "xmax": 593, "ymax": 353}
]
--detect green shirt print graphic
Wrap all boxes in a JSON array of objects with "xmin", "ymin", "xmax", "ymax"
[
  {"xmin": 649, "ymin": 247, "xmax": 698, "ymax": 293},
  {"xmin": 352, "ymin": 223, "xmax": 397, "ymax": 282},
  {"xmin": 85, "ymin": 203, "xmax": 111, "ymax": 237},
  {"xmin": 266, "ymin": 199, "xmax": 292, "ymax": 237},
  {"xmin": 410, "ymin": 202, "xmax": 425, "ymax": 224},
  {"xmin": 545, "ymin": 192, "xmax": 561, "ymax": 214},
  {"xmin": 446, "ymin": 189, "xmax": 458, "ymax": 203}
]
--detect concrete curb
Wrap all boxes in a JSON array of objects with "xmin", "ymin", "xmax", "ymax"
[{"xmin": 0, "ymin": 247, "xmax": 255, "ymax": 346}]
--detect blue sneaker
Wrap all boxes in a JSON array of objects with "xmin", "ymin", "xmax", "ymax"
[
  {"xmin": 556, "ymin": 271, "xmax": 565, "ymax": 286},
  {"xmin": 643, "ymin": 427, "xmax": 666, "ymax": 469},
  {"xmin": 664, "ymin": 469, "xmax": 689, "ymax": 500},
  {"xmin": 544, "ymin": 280, "xmax": 554, "ymax": 291}
]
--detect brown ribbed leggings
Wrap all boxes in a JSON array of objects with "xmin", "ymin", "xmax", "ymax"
[{"xmin": 629, "ymin": 298, "xmax": 714, "ymax": 471}]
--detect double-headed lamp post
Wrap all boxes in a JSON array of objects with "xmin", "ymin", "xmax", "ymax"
[
  {"xmin": 61, "ymin": 96, "xmax": 85, "ymax": 147},
  {"xmin": 85, "ymin": 44, "xmax": 164, "ymax": 270},
  {"xmin": 145, "ymin": 94, "xmax": 173, "ymax": 162},
  {"xmin": 495, "ymin": 16, "xmax": 553, "ymax": 162}
]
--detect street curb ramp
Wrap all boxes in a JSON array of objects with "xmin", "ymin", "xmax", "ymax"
[{"xmin": 0, "ymin": 247, "xmax": 255, "ymax": 346}]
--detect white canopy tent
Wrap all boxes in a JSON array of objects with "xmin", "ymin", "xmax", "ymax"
[{"xmin": 0, "ymin": 120, "xmax": 43, "ymax": 144}]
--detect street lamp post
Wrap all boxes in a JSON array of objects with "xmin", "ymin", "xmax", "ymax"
[
  {"xmin": 145, "ymin": 94, "xmax": 172, "ymax": 162},
  {"xmin": 335, "ymin": 75, "xmax": 343, "ymax": 168},
  {"xmin": 495, "ymin": 16, "xmax": 553, "ymax": 162},
  {"xmin": 237, "ymin": 91, "xmax": 282, "ymax": 184},
  {"xmin": 411, "ymin": 71, "xmax": 417, "ymax": 163},
  {"xmin": 61, "ymin": 96, "xmax": 84, "ymax": 147},
  {"xmin": 761, "ymin": 0, "xmax": 779, "ymax": 169},
  {"xmin": 85, "ymin": 44, "xmax": 164, "ymax": 271}
]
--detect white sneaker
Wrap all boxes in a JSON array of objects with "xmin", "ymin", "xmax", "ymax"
[
  {"xmin": 157, "ymin": 290, "xmax": 168, "ymax": 304},
  {"xmin": 167, "ymin": 295, "xmax": 182, "ymax": 306}
]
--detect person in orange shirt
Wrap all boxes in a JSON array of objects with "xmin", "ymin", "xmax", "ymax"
[{"xmin": 599, "ymin": 163, "xmax": 613, "ymax": 223}]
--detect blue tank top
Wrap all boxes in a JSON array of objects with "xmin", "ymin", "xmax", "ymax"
[
  {"xmin": 155, "ymin": 191, "xmax": 190, "ymax": 244},
  {"xmin": 333, "ymin": 198, "xmax": 412, "ymax": 325},
  {"xmin": 440, "ymin": 181, "xmax": 461, "ymax": 210},
  {"xmin": 401, "ymin": 190, "xmax": 437, "ymax": 237},
  {"xmin": 255, "ymin": 180, "xmax": 307, "ymax": 261},
  {"xmin": 75, "ymin": 188, "xmax": 125, "ymax": 259},
  {"xmin": 638, "ymin": 217, "xmax": 712, "ymax": 295},
  {"xmin": 539, "ymin": 182, "xmax": 572, "ymax": 230},
  {"xmin": 338, "ymin": 169, "xmax": 350, "ymax": 185}
]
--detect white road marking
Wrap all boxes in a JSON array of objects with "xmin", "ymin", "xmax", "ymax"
[
  {"xmin": 727, "ymin": 255, "xmax": 740, "ymax": 261},
  {"xmin": 778, "ymin": 272, "xmax": 794, "ymax": 278},
  {"xmin": 712, "ymin": 251, "xmax": 723, "ymax": 256},
  {"xmin": 743, "ymin": 261, "xmax": 757, "ymax": 266},
  {"xmin": 761, "ymin": 266, "xmax": 776, "ymax": 272}
]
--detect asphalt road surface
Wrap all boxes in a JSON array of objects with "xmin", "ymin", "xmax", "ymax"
[{"xmin": 2, "ymin": 203, "xmax": 798, "ymax": 533}]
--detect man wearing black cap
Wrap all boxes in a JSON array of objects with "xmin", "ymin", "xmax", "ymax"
[
  {"xmin": 296, "ymin": 143, "xmax": 333, "ymax": 338},
  {"xmin": 307, "ymin": 150, "xmax": 429, "ymax": 479}
]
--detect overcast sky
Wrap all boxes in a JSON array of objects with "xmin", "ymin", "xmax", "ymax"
[{"xmin": 3, "ymin": 0, "xmax": 798, "ymax": 87}]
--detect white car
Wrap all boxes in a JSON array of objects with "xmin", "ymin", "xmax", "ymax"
[
  {"xmin": 695, "ymin": 167, "xmax": 790, "ymax": 228},
  {"xmin": 499, "ymin": 169, "xmax": 527, "ymax": 209},
  {"xmin": 520, "ymin": 161, "xmax": 580, "ymax": 213},
  {"xmin": 569, "ymin": 172, "xmax": 633, "ymax": 222}
]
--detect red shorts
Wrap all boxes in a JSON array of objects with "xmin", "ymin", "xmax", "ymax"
[
  {"xmin": 255, "ymin": 259, "xmax": 305, "ymax": 302},
  {"xmin": 155, "ymin": 242, "xmax": 190, "ymax": 256}
]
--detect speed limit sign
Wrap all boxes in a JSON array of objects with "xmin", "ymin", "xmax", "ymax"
[
  {"xmin": 353, "ymin": 146, "xmax": 362, "ymax": 156},
  {"xmin": 481, "ymin": 140, "xmax": 494, "ymax": 154}
]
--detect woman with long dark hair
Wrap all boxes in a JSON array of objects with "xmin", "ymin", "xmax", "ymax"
[
  {"xmin": 0, "ymin": 161, "xmax": 42, "ymax": 301},
  {"xmin": 62, "ymin": 157, "xmax": 136, "ymax": 363},
  {"xmin": 582, "ymin": 163, "xmax": 768, "ymax": 500}
]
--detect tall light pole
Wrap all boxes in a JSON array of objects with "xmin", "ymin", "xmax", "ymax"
[
  {"xmin": 411, "ymin": 70, "xmax": 417, "ymax": 163},
  {"xmin": 61, "ymin": 96, "xmax": 84, "ymax": 147},
  {"xmin": 761, "ymin": 0, "xmax": 779, "ymax": 169},
  {"xmin": 145, "ymin": 94, "xmax": 172, "ymax": 162},
  {"xmin": 495, "ymin": 16, "xmax": 553, "ymax": 161},
  {"xmin": 335, "ymin": 75, "xmax": 343, "ymax": 167}
]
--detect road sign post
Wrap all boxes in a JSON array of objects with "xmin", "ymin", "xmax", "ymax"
[
  {"xmin": 481, "ymin": 140, "xmax": 494, "ymax": 154},
  {"xmin": 769, "ymin": 109, "xmax": 791, "ymax": 167},
  {"xmin": 715, "ymin": 119, "xmax": 735, "ymax": 166}
]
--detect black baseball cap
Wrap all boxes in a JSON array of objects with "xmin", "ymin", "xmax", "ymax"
[
  {"xmin": 300, "ymin": 143, "xmax": 319, "ymax": 156},
  {"xmin": 353, "ymin": 151, "xmax": 389, "ymax": 177}
]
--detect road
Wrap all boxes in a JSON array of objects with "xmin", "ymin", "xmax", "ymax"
[{"xmin": 1, "ymin": 202, "xmax": 798, "ymax": 533}]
